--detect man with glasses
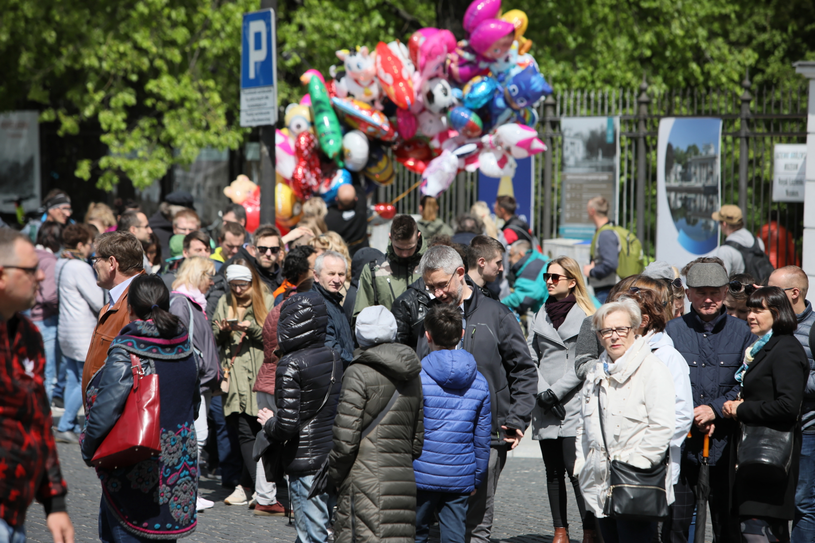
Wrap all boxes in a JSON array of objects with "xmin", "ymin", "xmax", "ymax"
[
  {"xmin": 415, "ymin": 245, "xmax": 537, "ymax": 543},
  {"xmin": 252, "ymin": 225, "xmax": 284, "ymax": 291},
  {"xmin": 172, "ymin": 208, "xmax": 201, "ymax": 237},
  {"xmin": 663, "ymin": 259, "xmax": 755, "ymax": 543},
  {"xmin": 767, "ymin": 266, "xmax": 815, "ymax": 542},
  {"xmin": 82, "ymin": 231, "xmax": 146, "ymax": 393},
  {"xmin": 502, "ymin": 240, "xmax": 548, "ymax": 316},
  {"xmin": 0, "ymin": 228, "xmax": 75, "ymax": 543},
  {"xmin": 22, "ymin": 190, "xmax": 74, "ymax": 243}
]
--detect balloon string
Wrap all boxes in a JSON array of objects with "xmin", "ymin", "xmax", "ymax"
[{"xmin": 367, "ymin": 178, "xmax": 423, "ymax": 222}]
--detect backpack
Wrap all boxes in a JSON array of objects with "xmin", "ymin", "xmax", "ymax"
[
  {"xmin": 723, "ymin": 238, "xmax": 775, "ymax": 284},
  {"xmin": 590, "ymin": 224, "xmax": 646, "ymax": 279}
]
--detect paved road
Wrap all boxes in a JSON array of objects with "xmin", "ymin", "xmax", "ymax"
[{"xmin": 25, "ymin": 442, "xmax": 586, "ymax": 543}]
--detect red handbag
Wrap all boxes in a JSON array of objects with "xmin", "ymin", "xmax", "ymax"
[{"xmin": 92, "ymin": 354, "xmax": 162, "ymax": 470}]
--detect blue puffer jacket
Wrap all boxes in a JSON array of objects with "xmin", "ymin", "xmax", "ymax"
[
  {"xmin": 413, "ymin": 349, "xmax": 491, "ymax": 493},
  {"xmin": 665, "ymin": 307, "xmax": 755, "ymax": 466}
]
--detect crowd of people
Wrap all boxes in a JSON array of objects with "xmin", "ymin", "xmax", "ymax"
[{"xmin": 1, "ymin": 187, "xmax": 814, "ymax": 543}]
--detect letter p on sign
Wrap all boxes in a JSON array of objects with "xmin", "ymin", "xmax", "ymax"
[{"xmin": 248, "ymin": 20, "xmax": 266, "ymax": 79}]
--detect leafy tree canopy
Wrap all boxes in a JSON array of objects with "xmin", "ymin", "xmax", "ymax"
[{"xmin": 1, "ymin": 0, "xmax": 812, "ymax": 189}]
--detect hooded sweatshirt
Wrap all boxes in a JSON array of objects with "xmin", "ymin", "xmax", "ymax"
[{"xmin": 414, "ymin": 349, "xmax": 491, "ymax": 493}]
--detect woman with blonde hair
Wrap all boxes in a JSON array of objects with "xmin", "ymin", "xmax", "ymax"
[
  {"xmin": 528, "ymin": 256, "xmax": 597, "ymax": 543},
  {"xmin": 311, "ymin": 231, "xmax": 352, "ymax": 277},
  {"xmin": 471, "ymin": 200, "xmax": 500, "ymax": 240},
  {"xmin": 169, "ymin": 256, "xmax": 221, "ymax": 511},
  {"xmin": 212, "ymin": 259, "xmax": 274, "ymax": 506},
  {"xmin": 418, "ymin": 195, "xmax": 453, "ymax": 240},
  {"xmin": 301, "ymin": 197, "xmax": 328, "ymax": 233},
  {"xmin": 84, "ymin": 202, "xmax": 117, "ymax": 233}
]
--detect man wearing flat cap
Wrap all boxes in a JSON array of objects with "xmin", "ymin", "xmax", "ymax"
[
  {"xmin": 663, "ymin": 258, "xmax": 756, "ymax": 543},
  {"xmin": 712, "ymin": 204, "xmax": 765, "ymax": 276}
]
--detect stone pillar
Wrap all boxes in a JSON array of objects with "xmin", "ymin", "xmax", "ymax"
[{"xmin": 794, "ymin": 62, "xmax": 815, "ymax": 303}]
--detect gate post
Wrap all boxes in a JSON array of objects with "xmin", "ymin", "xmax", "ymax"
[
  {"xmin": 739, "ymin": 71, "xmax": 753, "ymax": 216},
  {"xmin": 794, "ymin": 61, "xmax": 815, "ymax": 303},
  {"xmin": 542, "ymin": 94, "xmax": 556, "ymax": 240},
  {"xmin": 636, "ymin": 77, "xmax": 650, "ymax": 239}
]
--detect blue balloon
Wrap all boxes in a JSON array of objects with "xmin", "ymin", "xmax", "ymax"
[
  {"xmin": 447, "ymin": 107, "xmax": 483, "ymax": 138},
  {"xmin": 320, "ymin": 169, "xmax": 352, "ymax": 204},
  {"xmin": 462, "ymin": 76, "xmax": 499, "ymax": 110}
]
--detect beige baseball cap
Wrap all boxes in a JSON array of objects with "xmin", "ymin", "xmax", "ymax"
[{"xmin": 711, "ymin": 205, "xmax": 743, "ymax": 226}]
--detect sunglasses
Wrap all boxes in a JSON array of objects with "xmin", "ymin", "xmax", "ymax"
[
  {"xmin": 663, "ymin": 277, "xmax": 683, "ymax": 289},
  {"xmin": 628, "ymin": 286, "xmax": 669, "ymax": 307},
  {"xmin": 729, "ymin": 281, "xmax": 756, "ymax": 295},
  {"xmin": 543, "ymin": 273, "xmax": 570, "ymax": 285},
  {"xmin": 256, "ymin": 245, "xmax": 281, "ymax": 255}
]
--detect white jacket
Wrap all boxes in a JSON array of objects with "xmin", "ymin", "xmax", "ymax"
[
  {"xmin": 574, "ymin": 335, "xmax": 676, "ymax": 518},
  {"xmin": 55, "ymin": 258, "xmax": 105, "ymax": 361},
  {"xmin": 649, "ymin": 332, "xmax": 694, "ymax": 485}
]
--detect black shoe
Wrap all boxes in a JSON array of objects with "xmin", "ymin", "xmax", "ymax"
[
  {"xmin": 51, "ymin": 397, "xmax": 64, "ymax": 409},
  {"xmin": 54, "ymin": 430, "xmax": 79, "ymax": 444}
]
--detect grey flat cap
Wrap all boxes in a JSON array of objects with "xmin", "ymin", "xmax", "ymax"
[
  {"xmin": 643, "ymin": 261, "xmax": 676, "ymax": 282},
  {"xmin": 355, "ymin": 306, "xmax": 397, "ymax": 348},
  {"xmin": 686, "ymin": 262, "xmax": 729, "ymax": 288}
]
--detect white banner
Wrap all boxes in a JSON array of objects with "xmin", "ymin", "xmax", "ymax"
[
  {"xmin": 656, "ymin": 118, "xmax": 722, "ymax": 270},
  {"xmin": 0, "ymin": 111, "xmax": 41, "ymax": 214},
  {"xmin": 772, "ymin": 144, "xmax": 806, "ymax": 202}
]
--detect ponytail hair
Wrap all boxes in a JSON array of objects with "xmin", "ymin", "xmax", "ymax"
[{"xmin": 128, "ymin": 274, "xmax": 181, "ymax": 339}]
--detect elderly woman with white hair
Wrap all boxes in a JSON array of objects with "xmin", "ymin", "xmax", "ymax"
[{"xmin": 573, "ymin": 298, "xmax": 676, "ymax": 543}]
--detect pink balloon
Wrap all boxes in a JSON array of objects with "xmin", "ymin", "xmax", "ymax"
[
  {"xmin": 463, "ymin": 0, "xmax": 502, "ymax": 34},
  {"xmin": 397, "ymin": 108, "xmax": 418, "ymax": 140}
]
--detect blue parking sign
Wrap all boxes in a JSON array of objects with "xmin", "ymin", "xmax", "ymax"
[{"xmin": 241, "ymin": 10, "xmax": 275, "ymax": 89}]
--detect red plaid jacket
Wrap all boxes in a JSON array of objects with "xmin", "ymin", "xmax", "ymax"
[{"xmin": 0, "ymin": 313, "xmax": 67, "ymax": 527}]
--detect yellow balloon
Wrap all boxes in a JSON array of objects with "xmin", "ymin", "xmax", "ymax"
[
  {"xmin": 275, "ymin": 182, "xmax": 303, "ymax": 228},
  {"xmin": 501, "ymin": 9, "xmax": 533, "ymax": 54}
]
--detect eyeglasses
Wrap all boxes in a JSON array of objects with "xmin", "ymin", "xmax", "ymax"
[
  {"xmin": 175, "ymin": 227, "xmax": 195, "ymax": 234},
  {"xmin": 729, "ymin": 281, "xmax": 756, "ymax": 295},
  {"xmin": 256, "ymin": 245, "xmax": 281, "ymax": 255},
  {"xmin": 782, "ymin": 287, "xmax": 796, "ymax": 292},
  {"xmin": 229, "ymin": 281, "xmax": 251, "ymax": 290},
  {"xmin": 91, "ymin": 255, "xmax": 109, "ymax": 264},
  {"xmin": 4, "ymin": 265, "xmax": 39, "ymax": 275},
  {"xmin": 425, "ymin": 274, "xmax": 455, "ymax": 295},
  {"xmin": 598, "ymin": 326, "xmax": 632, "ymax": 339},
  {"xmin": 543, "ymin": 273, "xmax": 570, "ymax": 285}
]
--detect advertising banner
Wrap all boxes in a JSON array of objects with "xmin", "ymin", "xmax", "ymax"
[
  {"xmin": 478, "ymin": 156, "xmax": 534, "ymax": 230},
  {"xmin": 559, "ymin": 116, "xmax": 619, "ymax": 240},
  {"xmin": 0, "ymin": 111, "xmax": 40, "ymax": 214},
  {"xmin": 656, "ymin": 117, "xmax": 722, "ymax": 269},
  {"xmin": 772, "ymin": 144, "xmax": 806, "ymax": 202}
]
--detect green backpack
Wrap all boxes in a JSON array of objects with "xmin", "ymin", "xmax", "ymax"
[{"xmin": 590, "ymin": 224, "xmax": 646, "ymax": 279}]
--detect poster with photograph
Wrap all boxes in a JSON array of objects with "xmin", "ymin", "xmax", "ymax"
[
  {"xmin": 0, "ymin": 111, "xmax": 40, "ymax": 214},
  {"xmin": 559, "ymin": 116, "xmax": 619, "ymax": 240},
  {"xmin": 656, "ymin": 117, "xmax": 722, "ymax": 269},
  {"xmin": 478, "ymin": 156, "xmax": 534, "ymax": 231},
  {"xmin": 772, "ymin": 144, "xmax": 806, "ymax": 202}
]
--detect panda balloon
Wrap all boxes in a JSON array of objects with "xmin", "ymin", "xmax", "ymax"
[{"xmin": 422, "ymin": 78, "xmax": 456, "ymax": 115}]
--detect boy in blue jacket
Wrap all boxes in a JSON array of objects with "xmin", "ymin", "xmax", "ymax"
[{"xmin": 414, "ymin": 305, "xmax": 491, "ymax": 543}]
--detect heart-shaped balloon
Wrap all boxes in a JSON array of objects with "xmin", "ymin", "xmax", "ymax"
[{"xmin": 291, "ymin": 132, "xmax": 322, "ymax": 200}]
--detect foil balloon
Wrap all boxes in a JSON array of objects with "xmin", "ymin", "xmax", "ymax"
[
  {"xmin": 332, "ymin": 97, "xmax": 396, "ymax": 141},
  {"xmin": 242, "ymin": 187, "xmax": 261, "ymax": 233},
  {"xmin": 486, "ymin": 123, "xmax": 547, "ymax": 158},
  {"xmin": 374, "ymin": 202, "xmax": 396, "ymax": 221},
  {"xmin": 394, "ymin": 138, "xmax": 434, "ymax": 174},
  {"xmin": 408, "ymin": 28, "xmax": 438, "ymax": 67},
  {"xmin": 418, "ymin": 110, "xmax": 447, "ymax": 138},
  {"xmin": 397, "ymin": 107, "xmax": 418, "ymax": 140},
  {"xmin": 478, "ymin": 148, "xmax": 517, "ymax": 178},
  {"xmin": 342, "ymin": 130, "xmax": 370, "ymax": 172},
  {"xmin": 275, "ymin": 129, "xmax": 296, "ymax": 180},
  {"xmin": 375, "ymin": 41, "xmax": 415, "ymax": 110},
  {"xmin": 276, "ymin": 182, "xmax": 303, "ymax": 229},
  {"xmin": 416, "ymin": 31, "xmax": 454, "ymax": 81},
  {"xmin": 447, "ymin": 106, "xmax": 483, "ymax": 138},
  {"xmin": 284, "ymin": 104, "xmax": 313, "ymax": 136},
  {"xmin": 501, "ymin": 9, "xmax": 533, "ymax": 55},
  {"xmin": 462, "ymin": 76, "xmax": 498, "ymax": 110},
  {"xmin": 463, "ymin": 0, "xmax": 502, "ymax": 34},
  {"xmin": 421, "ymin": 78, "xmax": 455, "ymax": 114},
  {"xmin": 470, "ymin": 19, "xmax": 515, "ymax": 61},
  {"xmin": 307, "ymin": 75, "xmax": 344, "ymax": 166},
  {"xmin": 421, "ymin": 149, "xmax": 459, "ymax": 198},
  {"xmin": 363, "ymin": 145, "xmax": 395, "ymax": 186},
  {"xmin": 319, "ymin": 168, "xmax": 352, "ymax": 204},
  {"xmin": 291, "ymin": 131, "xmax": 322, "ymax": 200}
]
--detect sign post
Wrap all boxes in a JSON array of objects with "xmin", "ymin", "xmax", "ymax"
[{"xmin": 241, "ymin": 6, "xmax": 277, "ymax": 225}]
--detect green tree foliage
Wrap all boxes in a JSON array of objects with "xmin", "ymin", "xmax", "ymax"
[{"xmin": 1, "ymin": 0, "xmax": 812, "ymax": 189}]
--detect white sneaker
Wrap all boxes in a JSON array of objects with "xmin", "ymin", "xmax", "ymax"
[
  {"xmin": 196, "ymin": 497, "xmax": 214, "ymax": 511},
  {"xmin": 224, "ymin": 485, "xmax": 248, "ymax": 506}
]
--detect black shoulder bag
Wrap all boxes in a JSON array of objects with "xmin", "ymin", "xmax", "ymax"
[{"xmin": 597, "ymin": 391, "xmax": 670, "ymax": 522}]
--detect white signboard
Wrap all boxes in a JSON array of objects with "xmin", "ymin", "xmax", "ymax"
[
  {"xmin": 0, "ymin": 111, "xmax": 41, "ymax": 214},
  {"xmin": 240, "ymin": 9, "xmax": 277, "ymax": 127},
  {"xmin": 772, "ymin": 144, "xmax": 806, "ymax": 202}
]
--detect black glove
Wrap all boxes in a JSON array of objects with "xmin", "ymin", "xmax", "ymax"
[
  {"xmin": 550, "ymin": 401, "xmax": 567, "ymax": 421},
  {"xmin": 536, "ymin": 389, "xmax": 559, "ymax": 411}
]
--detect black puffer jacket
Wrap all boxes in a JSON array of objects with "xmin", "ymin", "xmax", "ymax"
[
  {"xmin": 264, "ymin": 291, "xmax": 342, "ymax": 477},
  {"xmin": 329, "ymin": 343, "xmax": 424, "ymax": 543},
  {"xmin": 391, "ymin": 277, "xmax": 431, "ymax": 350}
]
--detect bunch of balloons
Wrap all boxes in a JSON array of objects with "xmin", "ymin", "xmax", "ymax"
[{"xmin": 272, "ymin": 0, "xmax": 552, "ymax": 230}]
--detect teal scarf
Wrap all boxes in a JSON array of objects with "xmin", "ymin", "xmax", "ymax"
[{"xmin": 735, "ymin": 330, "xmax": 773, "ymax": 386}]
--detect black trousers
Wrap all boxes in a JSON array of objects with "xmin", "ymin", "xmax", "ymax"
[
  {"xmin": 664, "ymin": 461, "xmax": 740, "ymax": 543},
  {"xmin": 226, "ymin": 412, "xmax": 262, "ymax": 491},
  {"xmin": 540, "ymin": 437, "xmax": 593, "ymax": 531}
]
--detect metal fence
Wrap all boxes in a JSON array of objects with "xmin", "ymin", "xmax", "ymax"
[{"xmin": 381, "ymin": 75, "xmax": 809, "ymax": 262}]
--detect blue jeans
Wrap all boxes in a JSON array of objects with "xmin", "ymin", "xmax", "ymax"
[
  {"xmin": 209, "ymin": 394, "xmax": 242, "ymax": 486},
  {"xmin": 597, "ymin": 518, "xmax": 655, "ymax": 543},
  {"xmin": 594, "ymin": 287, "xmax": 612, "ymax": 304},
  {"xmin": 792, "ymin": 432, "xmax": 815, "ymax": 542},
  {"xmin": 0, "ymin": 519, "xmax": 25, "ymax": 543},
  {"xmin": 415, "ymin": 490, "xmax": 468, "ymax": 543},
  {"xmin": 99, "ymin": 497, "xmax": 175, "ymax": 543},
  {"xmin": 56, "ymin": 357, "xmax": 84, "ymax": 433},
  {"xmin": 31, "ymin": 316, "xmax": 59, "ymax": 400},
  {"xmin": 289, "ymin": 474, "xmax": 334, "ymax": 543}
]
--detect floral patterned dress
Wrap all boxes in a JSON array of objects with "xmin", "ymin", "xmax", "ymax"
[{"xmin": 81, "ymin": 320, "xmax": 200, "ymax": 539}]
